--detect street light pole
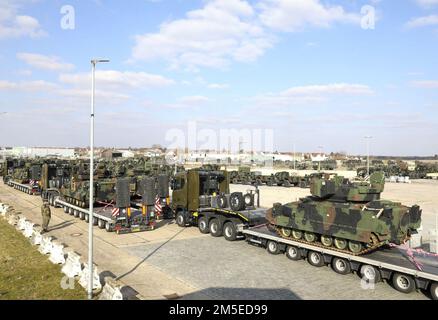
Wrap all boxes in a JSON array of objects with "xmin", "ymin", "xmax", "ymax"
[
  {"xmin": 364, "ymin": 136, "xmax": 372, "ymax": 177},
  {"xmin": 88, "ymin": 59, "xmax": 109, "ymax": 300}
]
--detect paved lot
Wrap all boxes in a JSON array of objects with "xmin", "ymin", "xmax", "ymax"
[{"xmin": 0, "ymin": 181, "xmax": 434, "ymax": 300}]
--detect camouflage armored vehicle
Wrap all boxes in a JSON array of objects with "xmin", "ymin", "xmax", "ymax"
[{"xmin": 266, "ymin": 171, "xmax": 422, "ymax": 255}]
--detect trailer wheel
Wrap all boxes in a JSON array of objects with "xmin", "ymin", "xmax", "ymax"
[
  {"xmin": 105, "ymin": 222, "xmax": 113, "ymax": 232},
  {"xmin": 286, "ymin": 246, "xmax": 301, "ymax": 261},
  {"xmin": 63, "ymin": 206, "xmax": 69, "ymax": 214},
  {"xmin": 79, "ymin": 211, "xmax": 85, "ymax": 220},
  {"xmin": 198, "ymin": 216, "xmax": 209, "ymax": 234},
  {"xmin": 266, "ymin": 240, "xmax": 280, "ymax": 255},
  {"xmin": 176, "ymin": 212, "xmax": 187, "ymax": 227},
  {"xmin": 98, "ymin": 219, "xmax": 105, "ymax": 229},
  {"xmin": 223, "ymin": 222, "xmax": 237, "ymax": 241},
  {"xmin": 332, "ymin": 257, "xmax": 351, "ymax": 275},
  {"xmin": 307, "ymin": 251, "xmax": 325, "ymax": 267},
  {"xmin": 360, "ymin": 265, "xmax": 381, "ymax": 283},
  {"xmin": 73, "ymin": 210, "xmax": 80, "ymax": 218},
  {"xmin": 209, "ymin": 218, "xmax": 223, "ymax": 237},
  {"xmin": 93, "ymin": 217, "xmax": 99, "ymax": 226},
  {"xmin": 68, "ymin": 207, "xmax": 74, "ymax": 215},
  {"xmin": 392, "ymin": 273, "xmax": 416, "ymax": 294},
  {"xmin": 430, "ymin": 282, "xmax": 438, "ymax": 300},
  {"xmin": 84, "ymin": 214, "xmax": 89, "ymax": 223}
]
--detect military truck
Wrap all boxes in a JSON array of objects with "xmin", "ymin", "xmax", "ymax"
[
  {"xmin": 172, "ymin": 168, "xmax": 266, "ymax": 240},
  {"xmin": 6, "ymin": 159, "xmax": 43, "ymax": 195}
]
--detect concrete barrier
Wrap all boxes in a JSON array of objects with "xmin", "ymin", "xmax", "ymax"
[
  {"xmin": 38, "ymin": 235, "xmax": 53, "ymax": 255},
  {"xmin": 79, "ymin": 263, "xmax": 102, "ymax": 291},
  {"xmin": 7, "ymin": 214, "xmax": 18, "ymax": 226},
  {"xmin": 31, "ymin": 230, "xmax": 43, "ymax": 245},
  {"xmin": 49, "ymin": 241, "xmax": 66, "ymax": 264},
  {"xmin": 23, "ymin": 221, "xmax": 35, "ymax": 238},
  {"xmin": 17, "ymin": 217, "xmax": 27, "ymax": 231},
  {"xmin": 99, "ymin": 277, "xmax": 124, "ymax": 300},
  {"xmin": 61, "ymin": 251, "xmax": 83, "ymax": 278}
]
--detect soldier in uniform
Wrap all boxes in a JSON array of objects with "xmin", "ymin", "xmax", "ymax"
[{"xmin": 41, "ymin": 199, "xmax": 51, "ymax": 232}]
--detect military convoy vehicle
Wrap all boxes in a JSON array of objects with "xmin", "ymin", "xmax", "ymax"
[
  {"xmin": 265, "ymin": 172, "xmax": 422, "ymax": 255},
  {"xmin": 172, "ymin": 168, "xmax": 266, "ymax": 240}
]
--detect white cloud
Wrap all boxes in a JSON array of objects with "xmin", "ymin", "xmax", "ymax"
[
  {"xmin": 0, "ymin": 79, "xmax": 59, "ymax": 91},
  {"xmin": 257, "ymin": 0, "xmax": 361, "ymax": 32},
  {"xmin": 59, "ymin": 70, "xmax": 175, "ymax": 89},
  {"xmin": 415, "ymin": 0, "xmax": 438, "ymax": 8},
  {"xmin": 17, "ymin": 52, "xmax": 75, "ymax": 72},
  {"xmin": 131, "ymin": 0, "xmax": 274, "ymax": 70},
  {"xmin": 411, "ymin": 80, "xmax": 438, "ymax": 88},
  {"xmin": 164, "ymin": 95, "xmax": 211, "ymax": 108},
  {"xmin": 254, "ymin": 83, "xmax": 374, "ymax": 106},
  {"xmin": 0, "ymin": 1, "xmax": 46, "ymax": 39},
  {"xmin": 179, "ymin": 95, "xmax": 210, "ymax": 105},
  {"xmin": 405, "ymin": 14, "xmax": 438, "ymax": 28},
  {"xmin": 208, "ymin": 83, "xmax": 229, "ymax": 89}
]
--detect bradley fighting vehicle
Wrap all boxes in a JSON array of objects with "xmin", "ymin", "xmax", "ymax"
[{"xmin": 266, "ymin": 171, "xmax": 422, "ymax": 255}]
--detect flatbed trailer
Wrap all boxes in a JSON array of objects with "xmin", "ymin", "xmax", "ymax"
[
  {"xmin": 177, "ymin": 206, "xmax": 267, "ymax": 241},
  {"xmin": 238, "ymin": 224, "xmax": 438, "ymax": 300},
  {"xmin": 7, "ymin": 180, "xmax": 40, "ymax": 195},
  {"xmin": 54, "ymin": 198, "xmax": 156, "ymax": 234}
]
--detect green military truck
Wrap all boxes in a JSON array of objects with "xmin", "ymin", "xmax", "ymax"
[{"xmin": 172, "ymin": 169, "xmax": 266, "ymax": 240}]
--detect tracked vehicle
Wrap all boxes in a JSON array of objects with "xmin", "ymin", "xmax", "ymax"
[{"xmin": 266, "ymin": 171, "xmax": 422, "ymax": 255}]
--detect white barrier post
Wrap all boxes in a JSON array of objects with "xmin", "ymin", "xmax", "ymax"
[
  {"xmin": 23, "ymin": 221, "xmax": 35, "ymax": 238},
  {"xmin": 61, "ymin": 251, "xmax": 83, "ymax": 278},
  {"xmin": 38, "ymin": 235, "xmax": 53, "ymax": 255},
  {"xmin": 79, "ymin": 263, "xmax": 102, "ymax": 291},
  {"xmin": 99, "ymin": 277, "xmax": 124, "ymax": 300},
  {"xmin": 49, "ymin": 241, "xmax": 66, "ymax": 264},
  {"xmin": 17, "ymin": 217, "xmax": 27, "ymax": 231},
  {"xmin": 31, "ymin": 230, "xmax": 43, "ymax": 245}
]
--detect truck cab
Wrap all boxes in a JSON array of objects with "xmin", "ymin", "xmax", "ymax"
[{"xmin": 171, "ymin": 169, "xmax": 266, "ymax": 241}]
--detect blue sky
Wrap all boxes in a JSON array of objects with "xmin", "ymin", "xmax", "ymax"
[{"xmin": 0, "ymin": 0, "xmax": 438, "ymax": 156}]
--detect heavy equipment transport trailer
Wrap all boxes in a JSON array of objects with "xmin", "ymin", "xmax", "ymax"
[
  {"xmin": 179, "ymin": 206, "xmax": 267, "ymax": 241},
  {"xmin": 238, "ymin": 224, "xmax": 438, "ymax": 300},
  {"xmin": 54, "ymin": 198, "xmax": 155, "ymax": 234},
  {"xmin": 7, "ymin": 180, "xmax": 40, "ymax": 195}
]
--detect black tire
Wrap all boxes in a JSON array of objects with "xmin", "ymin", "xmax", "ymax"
[
  {"xmin": 209, "ymin": 218, "xmax": 223, "ymax": 237},
  {"xmin": 392, "ymin": 273, "xmax": 416, "ymax": 294},
  {"xmin": 93, "ymin": 217, "xmax": 99, "ymax": 226},
  {"xmin": 63, "ymin": 206, "xmax": 69, "ymax": 213},
  {"xmin": 84, "ymin": 214, "xmax": 89, "ymax": 223},
  {"xmin": 243, "ymin": 193, "xmax": 254, "ymax": 207},
  {"xmin": 360, "ymin": 265, "xmax": 381, "ymax": 283},
  {"xmin": 198, "ymin": 216, "xmax": 209, "ymax": 234},
  {"xmin": 307, "ymin": 251, "xmax": 325, "ymax": 267},
  {"xmin": 105, "ymin": 221, "xmax": 113, "ymax": 232},
  {"xmin": 223, "ymin": 222, "xmax": 237, "ymax": 241},
  {"xmin": 176, "ymin": 211, "xmax": 187, "ymax": 227},
  {"xmin": 266, "ymin": 240, "xmax": 280, "ymax": 255},
  {"xmin": 332, "ymin": 257, "xmax": 351, "ymax": 275},
  {"xmin": 97, "ymin": 219, "xmax": 105, "ymax": 229},
  {"xmin": 73, "ymin": 210, "xmax": 80, "ymax": 218},
  {"xmin": 217, "ymin": 195, "xmax": 227, "ymax": 209},
  {"xmin": 230, "ymin": 192, "xmax": 245, "ymax": 211},
  {"xmin": 430, "ymin": 282, "xmax": 438, "ymax": 300},
  {"xmin": 285, "ymin": 246, "xmax": 301, "ymax": 261},
  {"xmin": 79, "ymin": 211, "xmax": 85, "ymax": 220}
]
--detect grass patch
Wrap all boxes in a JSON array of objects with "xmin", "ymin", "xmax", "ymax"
[{"xmin": 0, "ymin": 217, "xmax": 86, "ymax": 300}]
